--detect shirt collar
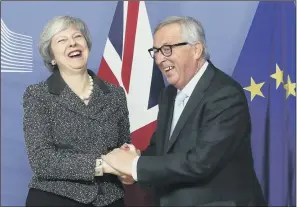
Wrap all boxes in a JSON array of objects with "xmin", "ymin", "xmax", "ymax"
[{"xmin": 178, "ymin": 61, "xmax": 209, "ymax": 97}]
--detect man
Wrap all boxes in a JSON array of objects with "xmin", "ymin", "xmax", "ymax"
[{"xmin": 102, "ymin": 16, "xmax": 267, "ymax": 206}]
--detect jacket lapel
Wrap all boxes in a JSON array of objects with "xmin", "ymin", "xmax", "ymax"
[
  {"xmin": 84, "ymin": 71, "xmax": 117, "ymax": 120},
  {"xmin": 158, "ymin": 86, "xmax": 176, "ymax": 154},
  {"xmin": 46, "ymin": 69, "xmax": 112, "ymax": 119},
  {"xmin": 166, "ymin": 64, "xmax": 215, "ymax": 153},
  {"xmin": 46, "ymin": 69, "xmax": 85, "ymax": 117},
  {"xmin": 54, "ymin": 86, "xmax": 89, "ymax": 117}
]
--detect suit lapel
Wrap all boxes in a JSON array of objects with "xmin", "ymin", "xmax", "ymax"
[
  {"xmin": 163, "ymin": 102, "xmax": 175, "ymax": 153},
  {"xmin": 166, "ymin": 64, "xmax": 215, "ymax": 153},
  {"xmin": 158, "ymin": 86, "xmax": 176, "ymax": 154},
  {"xmin": 54, "ymin": 86, "xmax": 89, "ymax": 117},
  {"xmin": 86, "ymin": 84, "xmax": 120, "ymax": 121},
  {"xmin": 46, "ymin": 69, "xmax": 86, "ymax": 117},
  {"xmin": 47, "ymin": 69, "xmax": 112, "ymax": 120}
]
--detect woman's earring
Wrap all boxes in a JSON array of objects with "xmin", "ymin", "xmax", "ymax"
[{"xmin": 51, "ymin": 60, "xmax": 56, "ymax": 65}]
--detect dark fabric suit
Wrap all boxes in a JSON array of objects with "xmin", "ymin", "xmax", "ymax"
[{"xmin": 137, "ymin": 62, "xmax": 267, "ymax": 206}]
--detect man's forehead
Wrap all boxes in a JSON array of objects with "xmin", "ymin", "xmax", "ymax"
[{"xmin": 153, "ymin": 24, "xmax": 182, "ymax": 46}]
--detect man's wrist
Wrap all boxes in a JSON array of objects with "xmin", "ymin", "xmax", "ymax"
[{"xmin": 132, "ymin": 156, "xmax": 140, "ymax": 181}]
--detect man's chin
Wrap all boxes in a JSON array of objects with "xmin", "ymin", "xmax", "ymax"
[{"xmin": 167, "ymin": 79, "xmax": 179, "ymax": 87}]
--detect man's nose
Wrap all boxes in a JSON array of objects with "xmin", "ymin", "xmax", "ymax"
[{"xmin": 154, "ymin": 51, "xmax": 166, "ymax": 65}]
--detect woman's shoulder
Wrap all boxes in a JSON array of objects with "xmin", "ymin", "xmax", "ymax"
[
  {"xmin": 23, "ymin": 81, "xmax": 49, "ymax": 100},
  {"xmin": 96, "ymin": 78, "xmax": 126, "ymax": 97}
]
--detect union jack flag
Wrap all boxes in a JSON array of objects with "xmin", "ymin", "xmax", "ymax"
[
  {"xmin": 97, "ymin": 1, "xmax": 165, "ymax": 205},
  {"xmin": 98, "ymin": 1, "xmax": 164, "ymax": 151}
]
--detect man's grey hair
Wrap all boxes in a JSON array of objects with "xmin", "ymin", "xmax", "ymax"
[
  {"xmin": 38, "ymin": 16, "xmax": 92, "ymax": 72},
  {"xmin": 154, "ymin": 16, "xmax": 210, "ymax": 60}
]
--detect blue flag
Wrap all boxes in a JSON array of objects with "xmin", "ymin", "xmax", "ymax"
[{"xmin": 232, "ymin": 2, "xmax": 296, "ymax": 206}]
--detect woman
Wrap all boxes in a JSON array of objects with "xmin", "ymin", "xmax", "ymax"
[{"xmin": 23, "ymin": 16, "xmax": 131, "ymax": 207}]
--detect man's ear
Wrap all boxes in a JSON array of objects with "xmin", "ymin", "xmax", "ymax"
[{"xmin": 193, "ymin": 41, "xmax": 203, "ymax": 59}]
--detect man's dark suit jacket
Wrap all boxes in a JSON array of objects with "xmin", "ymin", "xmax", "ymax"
[{"xmin": 137, "ymin": 62, "xmax": 267, "ymax": 206}]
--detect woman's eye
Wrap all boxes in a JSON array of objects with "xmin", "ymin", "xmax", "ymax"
[{"xmin": 58, "ymin": 39, "xmax": 66, "ymax": 43}]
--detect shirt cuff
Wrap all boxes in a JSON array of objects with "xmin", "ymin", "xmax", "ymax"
[{"xmin": 132, "ymin": 156, "xmax": 140, "ymax": 181}]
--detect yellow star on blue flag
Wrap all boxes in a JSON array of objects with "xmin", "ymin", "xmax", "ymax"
[
  {"xmin": 270, "ymin": 64, "xmax": 284, "ymax": 89},
  {"xmin": 244, "ymin": 77, "xmax": 265, "ymax": 101},
  {"xmin": 232, "ymin": 2, "xmax": 296, "ymax": 206}
]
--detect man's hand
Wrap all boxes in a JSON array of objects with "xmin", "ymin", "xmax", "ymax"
[
  {"xmin": 102, "ymin": 160, "xmax": 123, "ymax": 176},
  {"xmin": 120, "ymin": 143, "xmax": 141, "ymax": 155},
  {"xmin": 117, "ymin": 144, "xmax": 139, "ymax": 185},
  {"xmin": 118, "ymin": 175, "xmax": 135, "ymax": 185},
  {"xmin": 102, "ymin": 148, "xmax": 138, "ymax": 176}
]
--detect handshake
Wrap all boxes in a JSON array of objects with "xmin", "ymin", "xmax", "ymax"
[{"xmin": 101, "ymin": 143, "xmax": 141, "ymax": 185}]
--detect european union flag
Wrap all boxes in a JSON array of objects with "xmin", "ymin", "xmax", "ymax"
[{"xmin": 232, "ymin": 2, "xmax": 296, "ymax": 206}]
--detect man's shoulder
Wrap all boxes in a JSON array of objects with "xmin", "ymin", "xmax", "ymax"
[{"xmin": 209, "ymin": 63, "xmax": 245, "ymax": 94}]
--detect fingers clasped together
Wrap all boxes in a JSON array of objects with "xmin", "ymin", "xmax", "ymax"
[{"xmin": 102, "ymin": 143, "xmax": 141, "ymax": 185}]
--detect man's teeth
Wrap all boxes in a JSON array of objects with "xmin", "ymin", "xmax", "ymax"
[{"xmin": 165, "ymin": 66, "xmax": 174, "ymax": 72}]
